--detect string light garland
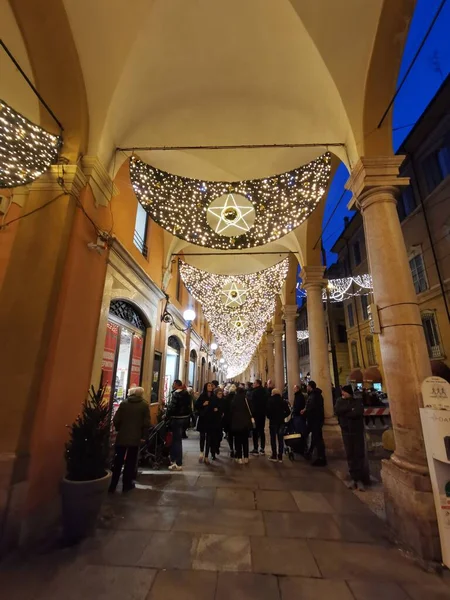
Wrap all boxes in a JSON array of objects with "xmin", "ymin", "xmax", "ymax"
[
  {"xmin": 297, "ymin": 330, "xmax": 309, "ymax": 341},
  {"xmin": 298, "ymin": 274, "xmax": 373, "ymax": 302},
  {"xmin": 130, "ymin": 153, "xmax": 331, "ymax": 250},
  {"xmin": 180, "ymin": 259, "xmax": 289, "ymax": 378},
  {"xmin": 0, "ymin": 99, "xmax": 62, "ymax": 188}
]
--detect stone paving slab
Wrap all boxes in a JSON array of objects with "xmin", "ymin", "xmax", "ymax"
[
  {"xmin": 193, "ymin": 534, "xmax": 252, "ymax": 572},
  {"xmin": 138, "ymin": 531, "xmax": 198, "ymax": 569},
  {"xmin": 216, "ymin": 571, "xmax": 280, "ymax": 600},
  {"xmin": 263, "ymin": 510, "xmax": 342, "ymax": 540},
  {"xmin": 250, "ymin": 537, "xmax": 321, "ymax": 577},
  {"xmin": 255, "ymin": 490, "xmax": 299, "ymax": 512},
  {"xmin": 172, "ymin": 507, "xmax": 265, "ymax": 536},
  {"xmin": 279, "ymin": 577, "xmax": 354, "ymax": 600},
  {"xmin": 147, "ymin": 570, "xmax": 217, "ymax": 600},
  {"xmin": 214, "ymin": 487, "xmax": 256, "ymax": 509}
]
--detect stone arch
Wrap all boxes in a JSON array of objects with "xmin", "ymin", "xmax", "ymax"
[
  {"xmin": 8, "ymin": 0, "xmax": 89, "ymax": 160},
  {"xmin": 362, "ymin": 0, "xmax": 416, "ymax": 157}
]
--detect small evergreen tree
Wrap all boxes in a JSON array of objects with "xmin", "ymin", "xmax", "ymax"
[{"xmin": 65, "ymin": 386, "xmax": 111, "ymax": 481}]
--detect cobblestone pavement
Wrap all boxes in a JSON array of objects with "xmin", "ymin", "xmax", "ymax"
[{"xmin": 1, "ymin": 433, "xmax": 449, "ymax": 600}]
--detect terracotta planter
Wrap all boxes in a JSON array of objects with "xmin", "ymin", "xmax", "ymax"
[{"xmin": 61, "ymin": 470, "xmax": 111, "ymax": 544}]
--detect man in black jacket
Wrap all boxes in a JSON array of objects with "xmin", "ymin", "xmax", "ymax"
[
  {"xmin": 166, "ymin": 379, "xmax": 192, "ymax": 471},
  {"xmin": 302, "ymin": 380, "xmax": 327, "ymax": 466},
  {"xmin": 335, "ymin": 385, "xmax": 368, "ymax": 490},
  {"xmin": 250, "ymin": 379, "xmax": 268, "ymax": 456}
]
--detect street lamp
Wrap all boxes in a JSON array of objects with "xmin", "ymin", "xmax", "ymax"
[
  {"xmin": 211, "ymin": 342, "xmax": 218, "ymax": 351},
  {"xmin": 183, "ymin": 308, "xmax": 196, "ymax": 322},
  {"xmin": 219, "ymin": 357, "xmax": 225, "ymax": 364}
]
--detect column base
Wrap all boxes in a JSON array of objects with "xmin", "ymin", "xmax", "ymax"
[
  {"xmin": 381, "ymin": 458, "xmax": 440, "ymax": 562},
  {"xmin": 323, "ymin": 423, "xmax": 346, "ymax": 459}
]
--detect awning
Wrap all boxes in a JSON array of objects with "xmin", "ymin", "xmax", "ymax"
[
  {"xmin": 363, "ymin": 367, "xmax": 382, "ymax": 383},
  {"xmin": 349, "ymin": 369, "xmax": 363, "ymax": 383},
  {"xmin": 431, "ymin": 360, "xmax": 450, "ymax": 383}
]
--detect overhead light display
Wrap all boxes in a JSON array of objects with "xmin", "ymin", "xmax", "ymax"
[
  {"xmin": 297, "ymin": 330, "xmax": 309, "ymax": 341},
  {"xmin": 130, "ymin": 153, "xmax": 331, "ymax": 250},
  {"xmin": 298, "ymin": 274, "xmax": 373, "ymax": 302},
  {"xmin": 221, "ymin": 281, "xmax": 248, "ymax": 307},
  {"xmin": 0, "ymin": 99, "xmax": 62, "ymax": 188},
  {"xmin": 180, "ymin": 259, "xmax": 289, "ymax": 378}
]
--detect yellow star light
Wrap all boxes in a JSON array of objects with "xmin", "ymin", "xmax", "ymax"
[
  {"xmin": 230, "ymin": 315, "xmax": 248, "ymax": 332},
  {"xmin": 221, "ymin": 281, "xmax": 248, "ymax": 307},
  {"xmin": 207, "ymin": 194, "xmax": 254, "ymax": 235}
]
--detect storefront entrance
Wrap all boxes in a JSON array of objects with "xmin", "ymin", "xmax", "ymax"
[{"xmin": 164, "ymin": 335, "xmax": 182, "ymax": 402}]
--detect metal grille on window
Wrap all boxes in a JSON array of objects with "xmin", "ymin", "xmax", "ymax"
[
  {"xmin": 168, "ymin": 335, "xmax": 182, "ymax": 352},
  {"xmin": 109, "ymin": 300, "xmax": 146, "ymax": 331},
  {"xmin": 351, "ymin": 342, "xmax": 360, "ymax": 368},
  {"xmin": 421, "ymin": 311, "xmax": 443, "ymax": 359},
  {"xmin": 366, "ymin": 336, "xmax": 376, "ymax": 366}
]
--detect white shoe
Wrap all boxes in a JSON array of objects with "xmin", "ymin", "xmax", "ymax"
[
  {"xmin": 243, "ymin": 458, "xmax": 249, "ymax": 465},
  {"xmin": 237, "ymin": 458, "xmax": 243, "ymax": 465},
  {"xmin": 168, "ymin": 463, "xmax": 183, "ymax": 471},
  {"xmin": 199, "ymin": 453, "xmax": 204, "ymax": 463}
]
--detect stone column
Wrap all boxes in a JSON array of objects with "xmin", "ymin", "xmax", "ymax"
[
  {"xmin": 283, "ymin": 305, "xmax": 300, "ymax": 403},
  {"xmin": 301, "ymin": 267, "xmax": 334, "ymax": 421},
  {"xmin": 266, "ymin": 331, "xmax": 275, "ymax": 384},
  {"xmin": 346, "ymin": 156, "xmax": 436, "ymax": 560},
  {"xmin": 273, "ymin": 324, "xmax": 285, "ymax": 390}
]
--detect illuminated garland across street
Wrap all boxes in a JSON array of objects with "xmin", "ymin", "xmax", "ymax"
[
  {"xmin": 298, "ymin": 274, "xmax": 373, "ymax": 302},
  {"xmin": 130, "ymin": 153, "xmax": 331, "ymax": 250},
  {"xmin": 297, "ymin": 330, "xmax": 309, "ymax": 341},
  {"xmin": 0, "ymin": 99, "xmax": 62, "ymax": 188},
  {"xmin": 180, "ymin": 259, "xmax": 289, "ymax": 377}
]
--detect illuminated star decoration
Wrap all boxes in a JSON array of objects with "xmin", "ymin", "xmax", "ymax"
[
  {"xmin": 207, "ymin": 193, "xmax": 254, "ymax": 235},
  {"xmin": 179, "ymin": 259, "xmax": 289, "ymax": 378},
  {"xmin": 221, "ymin": 281, "xmax": 248, "ymax": 307},
  {"xmin": 130, "ymin": 153, "xmax": 331, "ymax": 250},
  {"xmin": 0, "ymin": 99, "xmax": 62, "ymax": 188}
]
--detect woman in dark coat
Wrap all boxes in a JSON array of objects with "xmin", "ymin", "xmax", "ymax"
[
  {"xmin": 222, "ymin": 385, "xmax": 236, "ymax": 458},
  {"xmin": 230, "ymin": 388, "xmax": 254, "ymax": 464},
  {"xmin": 195, "ymin": 382, "xmax": 214, "ymax": 462},
  {"xmin": 335, "ymin": 385, "xmax": 369, "ymax": 490}
]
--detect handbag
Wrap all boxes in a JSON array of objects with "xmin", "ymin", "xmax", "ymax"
[{"xmin": 245, "ymin": 398, "xmax": 256, "ymax": 429}]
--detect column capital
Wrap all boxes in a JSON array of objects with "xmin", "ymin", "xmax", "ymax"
[
  {"xmin": 272, "ymin": 324, "xmax": 284, "ymax": 337},
  {"xmin": 300, "ymin": 266, "xmax": 327, "ymax": 289},
  {"xmin": 266, "ymin": 333, "xmax": 274, "ymax": 345},
  {"xmin": 31, "ymin": 163, "xmax": 87, "ymax": 197},
  {"xmin": 81, "ymin": 155, "xmax": 119, "ymax": 207},
  {"xmin": 345, "ymin": 156, "xmax": 410, "ymax": 203},
  {"xmin": 283, "ymin": 304, "xmax": 298, "ymax": 322}
]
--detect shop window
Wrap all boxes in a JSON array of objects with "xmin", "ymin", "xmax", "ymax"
[
  {"xmin": 366, "ymin": 336, "xmax": 377, "ymax": 366},
  {"xmin": 409, "ymin": 252, "xmax": 428, "ymax": 294},
  {"xmin": 351, "ymin": 341, "xmax": 360, "ymax": 368},
  {"xmin": 360, "ymin": 294, "xmax": 369, "ymax": 321},
  {"xmin": 421, "ymin": 311, "xmax": 444, "ymax": 359},
  {"xmin": 347, "ymin": 304, "xmax": 355, "ymax": 328},
  {"xmin": 189, "ymin": 349, "xmax": 197, "ymax": 388},
  {"xmin": 134, "ymin": 202, "xmax": 149, "ymax": 258},
  {"xmin": 353, "ymin": 241, "xmax": 361, "ymax": 266}
]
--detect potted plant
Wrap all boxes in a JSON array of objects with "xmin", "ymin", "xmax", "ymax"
[{"xmin": 61, "ymin": 385, "xmax": 112, "ymax": 544}]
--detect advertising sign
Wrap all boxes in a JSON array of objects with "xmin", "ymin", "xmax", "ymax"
[
  {"xmin": 101, "ymin": 321, "xmax": 119, "ymax": 405},
  {"xmin": 129, "ymin": 333, "xmax": 144, "ymax": 388}
]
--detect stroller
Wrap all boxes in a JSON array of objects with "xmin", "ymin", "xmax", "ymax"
[
  {"xmin": 283, "ymin": 407, "xmax": 303, "ymax": 461},
  {"xmin": 138, "ymin": 419, "xmax": 172, "ymax": 470}
]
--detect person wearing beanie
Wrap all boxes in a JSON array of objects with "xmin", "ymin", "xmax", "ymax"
[{"xmin": 335, "ymin": 385, "xmax": 369, "ymax": 491}]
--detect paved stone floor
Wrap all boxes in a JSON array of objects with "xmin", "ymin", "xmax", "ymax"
[{"xmin": 1, "ymin": 433, "xmax": 449, "ymax": 599}]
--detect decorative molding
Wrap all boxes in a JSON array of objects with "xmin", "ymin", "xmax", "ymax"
[
  {"xmin": 283, "ymin": 304, "xmax": 298, "ymax": 322},
  {"xmin": 81, "ymin": 156, "xmax": 118, "ymax": 207},
  {"xmin": 300, "ymin": 265, "xmax": 327, "ymax": 289}
]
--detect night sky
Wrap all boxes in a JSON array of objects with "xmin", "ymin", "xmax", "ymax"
[{"xmin": 321, "ymin": 0, "xmax": 450, "ymax": 267}]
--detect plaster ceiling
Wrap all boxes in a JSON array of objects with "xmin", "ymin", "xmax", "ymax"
[{"xmin": 62, "ymin": 0, "xmax": 384, "ymax": 180}]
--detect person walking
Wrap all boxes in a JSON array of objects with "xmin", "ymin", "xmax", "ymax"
[
  {"xmin": 250, "ymin": 379, "xmax": 268, "ymax": 456},
  {"xmin": 109, "ymin": 387, "xmax": 150, "ymax": 493},
  {"xmin": 231, "ymin": 387, "xmax": 254, "ymax": 464},
  {"xmin": 292, "ymin": 384, "xmax": 307, "ymax": 454},
  {"xmin": 195, "ymin": 382, "xmax": 214, "ymax": 463},
  {"xmin": 166, "ymin": 379, "xmax": 192, "ymax": 471},
  {"xmin": 335, "ymin": 385, "xmax": 369, "ymax": 490},
  {"xmin": 302, "ymin": 380, "xmax": 327, "ymax": 466},
  {"xmin": 266, "ymin": 388, "xmax": 290, "ymax": 462}
]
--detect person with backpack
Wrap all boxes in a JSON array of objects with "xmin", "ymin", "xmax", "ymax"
[
  {"xmin": 266, "ymin": 388, "xmax": 291, "ymax": 462},
  {"xmin": 166, "ymin": 379, "xmax": 192, "ymax": 471},
  {"xmin": 231, "ymin": 387, "xmax": 254, "ymax": 464},
  {"xmin": 302, "ymin": 380, "xmax": 327, "ymax": 466}
]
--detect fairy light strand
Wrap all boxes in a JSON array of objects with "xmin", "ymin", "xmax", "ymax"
[
  {"xmin": 0, "ymin": 99, "xmax": 62, "ymax": 188},
  {"xmin": 180, "ymin": 259, "xmax": 289, "ymax": 378},
  {"xmin": 298, "ymin": 274, "xmax": 373, "ymax": 302},
  {"xmin": 130, "ymin": 153, "xmax": 331, "ymax": 250}
]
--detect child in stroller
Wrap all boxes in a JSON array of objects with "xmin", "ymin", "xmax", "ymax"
[{"xmin": 283, "ymin": 407, "xmax": 303, "ymax": 461}]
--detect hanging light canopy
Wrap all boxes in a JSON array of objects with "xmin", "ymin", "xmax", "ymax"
[
  {"xmin": 0, "ymin": 99, "xmax": 62, "ymax": 188},
  {"xmin": 130, "ymin": 153, "xmax": 331, "ymax": 250},
  {"xmin": 180, "ymin": 259, "xmax": 289, "ymax": 378}
]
